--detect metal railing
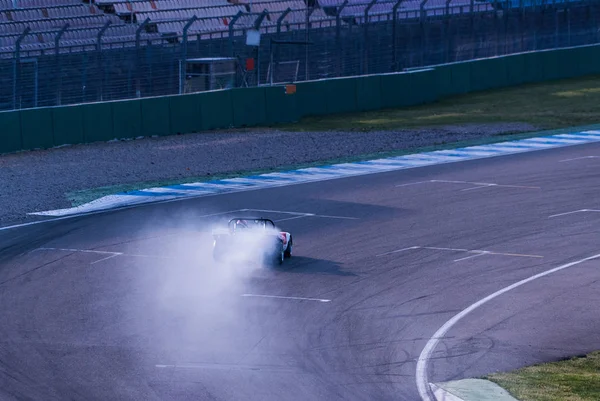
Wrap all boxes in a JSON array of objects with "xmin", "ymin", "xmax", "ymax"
[{"xmin": 1, "ymin": 0, "xmax": 599, "ymax": 111}]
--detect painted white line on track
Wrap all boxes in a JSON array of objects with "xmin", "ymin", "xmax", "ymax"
[
  {"xmin": 548, "ymin": 209, "xmax": 600, "ymax": 218},
  {"xmin": 559, "ymin": 155, "xmax": 600, "ymax": 162},
  {"xmin": 244, "ymin": 208, "xmax": 358, "ymax": 220},
  {"xmin": 396, "ymin": 180, "xmax": 539, "ymax": 191},
  {"xmin": 90, "ymin": 254, "xmax": 120, "ymax": 265},
  {"xmin": 452, "ymin": 252, "xmax": 488, "ymax": 262},
  {"xmin": 376, "ymin": 246, "xmax": 420, "ymax": 257},
  {"xmin": 241, "ymin": 294, "xmax": 331, "ymax": 303},
  {"xmin": 35, "ymin": 247, "xmax": 122, "ymax": 255},
  {"xmin": 415, "ymin": 251, "xmax": 600, "ymax": 401},
  {"xmin": 35, "ymin": 247, "xmax": 181, "ymax": 260},
  {"xmin": 0, "ymin": 209, "xmax": 247, "ymax": 233},
  {"xmin": 273, "ymin": 215, "xmax": 308, "ymax": 223},
  {"xmin": 377, "ymin": 246, "xmax": 542, "ymax": 259}
]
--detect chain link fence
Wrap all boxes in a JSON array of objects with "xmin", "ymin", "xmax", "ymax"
[{"xmin": 2, "ymin": 0, "xmax": 600, "ymax": 111}]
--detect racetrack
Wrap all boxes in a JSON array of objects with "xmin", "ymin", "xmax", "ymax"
[{"xmin": 1, "ymin": 143, "xmax": 600, "ymax": 401}]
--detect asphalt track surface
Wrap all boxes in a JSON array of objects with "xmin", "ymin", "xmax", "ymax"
[{"xmin": 2, "ymin": 143, "xmax": 600, "ymax": 401}]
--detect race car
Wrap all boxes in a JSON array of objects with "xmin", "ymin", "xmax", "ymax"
[{"xmin": 212, "ymin": 218, "xmax": 293, "ymax": 266}]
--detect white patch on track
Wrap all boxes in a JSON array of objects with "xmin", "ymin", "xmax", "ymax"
[{"xmin": 241, "ymin": 294, "xmax": 331, "ymax": 303}]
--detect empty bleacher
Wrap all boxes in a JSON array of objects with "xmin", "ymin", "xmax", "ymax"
[
  {"xmin": 0, "ymin": 0, "xmax": 496, "ymax": 57},
  {"xmin": 0, "ymin": 0, "xmax": 159, "ymax": 57}
]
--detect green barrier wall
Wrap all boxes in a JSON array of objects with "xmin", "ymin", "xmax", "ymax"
[
  {"xmin": 53, "ymin": 104, "xmax": 84, "ymax": 146},
  {"xmin": 296, "ymin": 81, "xmax": 329, "ymax": 117},
  {"xmin": 199, "ymin": 89, "xmax": 233, "ymax": 130},
  {"xmin": 4, "ymin": 43, "xmax": 600, "ymax": 154},
  {"xmin": 141, "ymin": 97, "xmax": 171, "ymax": 137},
  {"xmin": 21, "ymin": 108, "xmax": 53, "ymax": 150},
  {"xmin": 112, "ymin": 99, "xmax": 142, "ymax": 140},
  {"xmin": 82, "ymin": 102, "xmax": 114, "ymax": 143},
  {"xmin": 169, "ymin": 93, "xmax": 202, "ymax": 135},
  {"xmin": 324, "ymin": 77, "xmax": 358, "ymax": 115},
  {"xmin": 356, "ymin": 75, "xmax": 382, "ymax": 112},
  {"xmin": 231, "ymin": 87, "xmax": 267, "ymax": 127},
  {"xmin": 0, "ymin": 110, "xmax": 22, "ymax": 154},
  {"xmin": 264, "ymin": 85, "xmax": 298, "ymax": 125}
]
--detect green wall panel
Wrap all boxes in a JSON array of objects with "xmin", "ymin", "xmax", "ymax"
[
  {"xmin": 141, "ymin": 96, "xmax": 170, "ymax": 136},
  {"xmin": 505, "ymin": 54, "xmax": 527, "ymax": 86},
  {"xmin": 82, "ymin": 102, "xmax": 114, "ymax": 143},
  {"xmin": 571, "ymin": 46, "xmax": 594, "ymax": 76},
  {"xmin": 356, "ymin": 75, "xmax": 382, "ymax": 111},
  {"xmin": 581, "ymin": 45, "xmax": 600, "ymax": 76},
  {"xmin": 408, "ymin": 69, "xmax": 438, "ymax": 104},
  {"xmin": 538, "ymin": 50, "xmax": 561, "ymax": 82},
  {"xmin": 199, "ymin": 89, "xmax": 233, "ymax": 130},
  {"xmin": 557, "ymin": 48, "xmax": 580, "ymax": 79},
  {"xmin": 324, "ymin": 77, "xmax": 358, "ymax": 115},
  {"xmin": 231, "ymin": 87, "xmax": 267, "ymax": 127},
  {"xmin": 470, "ymin": 57, "xmax": 508, "ymax": 92},
  {"xmin": 0, "ymin": 110, "xmax": 22, "ymax": 154},
  {"xmin": 295, "ymin": 81, "xmax": 328, "ymax": 117},
  {"xmin": 435, "ymin": 65, "xmax": 454, "ymax": 98},
  {"xmin": 521, "ymin": 52, "xmax": 542, "ymax": 84},
  {"xmin": 379, "ymin": 72, "xmax": 414, "ymax": 109},
  {"xmin": 112, "ymin": 99, "xmax": 142, "ymax": 139},
  {"xmin": 21, "ymin": 108, "xmax": 53, "ymax": 150},
  {"xmin": 264, "ymin": 85, "xmax": 298, "ymax": 125},
  {"xmin": 52, "ymin": 104, "xmax": 84, "ymax": 146},
  {"xmin": 169, "ymin": 93, "xmax": 202, "ymax": 135},
  {"xmin": 449, "ymin": 62, "xmax": 471, "ymax": 95}
]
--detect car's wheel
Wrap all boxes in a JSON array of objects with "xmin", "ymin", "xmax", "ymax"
[
  {"xmin": 284, "ymin": 237, "xmax": 293, "ymax": 258},
  {"xmin": 272, "ymin": 241, "xmax": 284, "ymax": 266}
]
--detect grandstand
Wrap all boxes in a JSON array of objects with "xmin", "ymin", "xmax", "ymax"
[
  {"xmin": 0, "ymin": 0, "xmax": 499, "ymax": 57},
  {"xmin": 1, "ymin": 0, "xmax": 598, "ymax": 111}
]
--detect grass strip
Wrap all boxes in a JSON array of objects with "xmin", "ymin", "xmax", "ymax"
[{"xmin": 486, "ymin": 351, "xmax": 600, "ymax": 401}]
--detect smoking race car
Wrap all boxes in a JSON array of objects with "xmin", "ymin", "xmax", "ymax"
[{"xmin": 212, "ymin": 218, "xmax": 293, "ymax": 266}]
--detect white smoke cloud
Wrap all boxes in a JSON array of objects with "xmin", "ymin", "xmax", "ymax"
[{"xmin": 119, "ymin": 208, "xmax": 284, "ymax": 368}]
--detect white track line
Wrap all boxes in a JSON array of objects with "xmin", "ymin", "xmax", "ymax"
[
  {"xmin": 415, "ymin": 251, "xmax": 600, "ymax": 401},
  {"xmin": 35, "ymin": 247, "xmax": 122, "ymax": 255},
  {"xmin": 377, "ymin": 246, "xmax": 542, "ymax": 259},
  {"xmin": 90, "ymin": 254, "xmax": 120, "ymax": 265},
  {"xmin": 559, "ymin": 155, "xmax": 600, "ymax": 162},
  {"xmin": 548, "ymin": 209, "xmax": 600, "ymax": 218},
  {"xmin": 244, "ymin": 208, "xmax": 358, "ymax": 220},
  {"xmin": 0, "ymin": 209, "xmax": 246, "ymax": 233},
  {"xmin": 376, "ymin": 246, "xmax": 420, "ymax": 257},
  {"xmin": 452, "ymin": 252, "xmax": 488, "ymax": 262},
  {"xmin": 241, "ymin": 294, "xmax": 331, "ymax": 303}
]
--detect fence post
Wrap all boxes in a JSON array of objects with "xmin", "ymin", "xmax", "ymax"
[
  {"xmin": 180, "ymin": 16, "xmax": 198, "ymax": 95},
  {"xmin": 253, "ymin": 10, "xmax": 268, "ymax": 86},
  {"xmin": 135, "ymin": 17, "xmax": 150, "ymax": 98},
  {"xmin": 304, "ymin": 5, "xmax": 315, "ymax": 81},
  {"xmin": 276, "ymin": 7, "xmax": 291, "ymax": 34},
  {"xmin": 444, "ymin": 0, "xmax": 452, "ymax": 63},
  {"xmin": 13, "ymin": 27, "xmax": 30, "ymax": 109},
  {"xmin": 97, "ymin": 21, "xmax": 111, "ymax": 101},
  {"xmin": 363, "ymin": 0, "xmax": 377, "ymax": 75},
  {"xmin": 228, "ymin": 11, "xmax": 243, "ymax": 57},
  {"xmin": 336, "ymin": 0, "xmax": 348, "ymax": 77},
  {"xmin": 273, "ymin": 8, "xmax": 291, "ymax": 84},
  {"xmin": 55, "ymin": 23, "xmax": 70, "ymax": 106},
  {"xmin": 392, "ymin": 0, "xmax": 403, "ymax": 71},
  {"xmin": 419, "ymin": 0, "xmax": 428, "ymax": 66}
]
